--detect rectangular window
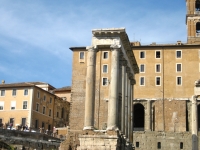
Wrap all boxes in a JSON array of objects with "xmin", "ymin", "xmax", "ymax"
[
  {"xmin": 43, "ymin": 106, "xmax": 46, "ymax": 114},
  {"xmin": 37, "ymin": 91, "xmax": 40, "ymax": 99},
  {"xmin": 140, "ymin": 64, "xmax": 145, "ymax": 73},
  {"xmin": 156, "ymin": 77, "xmax": 161, "ymax": 86},
  {"xmin": 180, "ymin": 142, "xmax": 183, "ymax": 149},
  {"xmin": 156, "ymin": 64, "xmax": 161, "ymax": 72},
  {"xmin": 24, "ymin": 89, "xmax": 28, "ymax": 95},
  {"xmin": 140, "ymin": 51, "xmax": 145, "ymax": 58},
  {"xmin": 176, "ymin": 50, "xmax": 182, "ymax": 58},
  {"xmin": 176, "ymin": 63, "xmax": 182, "ymax": 72},
  {"xmin": 103, "ymin": 65, "xmax": 108, "ymax": 73},
  {"xmin": 11, "ymin": 101, "xmax": 16, "ymax": 110},
  {"xmin": 49, "ymin": 109, "xmax": 52, "ymax": 116},
  {"xmin": 12, "ymin": 89, "xmax": 17, "ymax": 96},
  {"xmin": 21, "ymin": 118, "xmax": 26, "ymax": 126},
  {"xmin": 0, "ymin": 102, "xmax": 4, "ymax": 110},
  {"xmin": 43, "ymin": 95, "xmax": 46, "ymax": 101},
  {"xmin": 102, "ymin": 78, "xmax": 108, "ymax": 86},
  {"xmin": 57, "ymin": 112, "xmax": 59, "ymax": 118},
  {"xmin": 0, "ymin": 90, "xmax": 5, "ymax": 96},
  {"xmin": 103, "ymin": 52, "xmax": 108, "ymax": 59},
  {"xmin": 10, "ymin": 118, "xmax": 14, "ymax": 124},
  {"xmin": 50, "ymin": 97, "xmax": 52, "ymax": 103},
  {"xmin": 36, "ymin": 103, "xmax": 39, "ymax": 111},
  {"xmin": 35, "ymin": 120, "xmax": 38, "ymax": 129},
  {"xmin": 177, "ymin": 77, "xmax": 182, "ymax": 85},
  {"xmin": 23, "ymin": 101, "xmax": 27, "ymax": 109},
  {"xmin": 155, "ymin": 51, "xmax": 161, "ymax": 58},
  {"xmin": 79, "ymin": 52, "xmax": 84, "ymax": 59},
  {"xmin": 140, "ymin": 77, "xmax": 145, "ymax": 86}
]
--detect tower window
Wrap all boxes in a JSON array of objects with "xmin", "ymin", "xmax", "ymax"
[
  {"xmin": 180, "ymin": 142, "xmax": 183, "ymax": 149},
  {"xmin": 136, "ymin": 142, "xmax": 139, "ymax": 148},
  {"xmin": 155, "ymin": 51, "xmax": 161, "ymax": 58},
  {"xmin": 196, "ymin": 1, "xmax": 200, "ymax": 11},
  {"xmin": 196, "ymin": 22, "xmax": 200, "ymax": 36},
  {"xmin": 79, "ymin": 52, "xmax": 84, "ymax": 59},
  {"xmin": 140, "ymin": 51, "xmax": 145, "ymax": 58},
  {"xmin": 140, "ymin": 64, "xmax": 145, "ymax": 73}
]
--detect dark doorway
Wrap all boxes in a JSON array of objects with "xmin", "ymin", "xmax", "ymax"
[
  {"xmin": 133, "ymin": 103, "xmax": 144, "ymax": 131},
  {"xmin": 198, "ymin": 105, "xmax": 200, "ymax": 131}
]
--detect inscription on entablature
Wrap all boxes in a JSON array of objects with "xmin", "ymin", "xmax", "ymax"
[{"xmin": 92, "ymin": 37, "xmax": 121, "ymax": 46}]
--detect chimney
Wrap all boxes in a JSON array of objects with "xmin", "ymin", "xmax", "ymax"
[{"xmin": 2, "ymin": 80, "xmax": 5, "ymax": 84}]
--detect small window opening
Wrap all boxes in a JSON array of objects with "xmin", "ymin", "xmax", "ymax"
[
  {"xmin": 196, "ymin": 22, "xmax": 200, "ymax": 36},
  {"xmin": 177, "ymin": 77, "xmax": 182, "ymax": 85},
  {"xmin": 103, "ymin": 65, "xmax": 108, "ymax": 73},
  {"xmin": 156, "ymin": 51, "xmax": 161, "ymax": 58},
  {"xmin": 140, "ymin": 64, "xmax": 145, "ymax": 73},
  {"xmin": 103, "ymin": 52, "xmax": 108, "ymax": 59},
  {"xmin": 140, "ymin": 51, "xmax": 145, "ymax": 58},
  {"xmin": 140, "ymin": 77, "xmax": 145, "ymax": 86},
  {"xmin": 80, "ymin": 52, "xmax": 84, "ymax": 59},
  {"xmin": 180, "ymin": 142, "xmax": 183, "ymax": 149},
  {"xmin": 186, "ymin": 105, "xmax": 189, "ymax": 131},
  {"xmin": 176, "ymin": 51, "xmax": 182, "ymax": 58},
  {"xmin": 156, "ymin": 64, "xmax": 160, "ymax": 72},
  {"xmin": 102, "ymin": 78, "xmax": 108, "ymax": 86},
  {"xmin": 156, "ymin": 77, "xmax": 161, "ymax": 85},
  {"xmin": 157, "ymin": 142, "xmax": 161, "ymax": 149},
  {"xmin": 177, "ymin": 64, "xmax": 182, "ymax": 72},
  {"xmin": 136, "ymin": 142, "xmax": 139, "ymax": 148}
]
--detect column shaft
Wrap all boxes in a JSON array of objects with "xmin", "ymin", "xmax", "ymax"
[
  {"xmin": 192, "ymin": 95, "xmax": 198, "ymax": 150},
  {"xmin": 107, "ymin": 45, "xmax": 121, "ymax": 130},
  {"xmin": 121, "ymin": 65, "xmax": 126, "ymax": 134},
  {"xmin": 125, "ymin": 69, "xmax": 129, "ymax": 137},
  {"xmin": 128, "ymin": 77, "xmax": 131, "ymax": 140},
  {"xmin": 83, "ymin": 46, "xmax": 96, "ymax": 130},
  {"xmin": 146, "ymin": 100, "xmax": 151, "ymax": 131}
]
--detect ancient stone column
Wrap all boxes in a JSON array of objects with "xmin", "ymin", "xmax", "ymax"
[
  {"xmin": 128, "ymin": 73, "xmax": 133, "ymax": 141},
  {"xmin": 130, "ymin": 79, "xmax": 135, "ymax": 143},
  {"xmin": 107, "ymin": 44, "xmax": 121, "ymax": 130},
  {"xmin": 191, "ymin": 95, "xmax": 198, "ymax": 150},
  {"xmin": 125, "ymin": 67, "xmax": 130, "ymax": 137},
  {"xmin": 146, "ymin": 100, "xmax": 151, "ymax": 131},
  {"xmin": 83, "ymin": 46, "xmax": 97, "ymax": 130},
  {"xmin": 121, "ymin": 60, "xmax": 127, "ymax": 134}
]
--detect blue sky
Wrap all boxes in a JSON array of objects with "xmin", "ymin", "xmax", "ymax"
[{"xmin": 0, "ymin": 0, "xmax": 186, "ymax": 88}]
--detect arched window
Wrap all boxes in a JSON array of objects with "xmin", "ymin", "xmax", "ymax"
[
  {"xmin": 196, "ymin": 22, "xmax": 200, "ymax": 37},
  {"xmin": 133, "ymin": 103, "xmax": 145, "ymax": 131}
]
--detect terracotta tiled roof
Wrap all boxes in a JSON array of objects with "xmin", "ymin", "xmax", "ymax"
[{"xmin": 53, "ymin": 86, "xmax": 71, "ymax": 92}]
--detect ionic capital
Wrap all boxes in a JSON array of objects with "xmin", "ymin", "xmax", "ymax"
[
  {"xmin": 110, "ymin": 44, "xmax": 121, "ymax": 51},
  {"xmin": 86, "ymin": 46, "xmax": 97, "ymax": 52}
]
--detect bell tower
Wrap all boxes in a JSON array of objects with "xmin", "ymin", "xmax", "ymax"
[{"xmin": 186, "ymin": 0, "xmax": 200, "ymax": 44}]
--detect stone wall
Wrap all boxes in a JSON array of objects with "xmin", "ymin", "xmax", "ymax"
[{"xmin": 133, "ymin": 131, "xmax": 192, "ymax": 150}]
